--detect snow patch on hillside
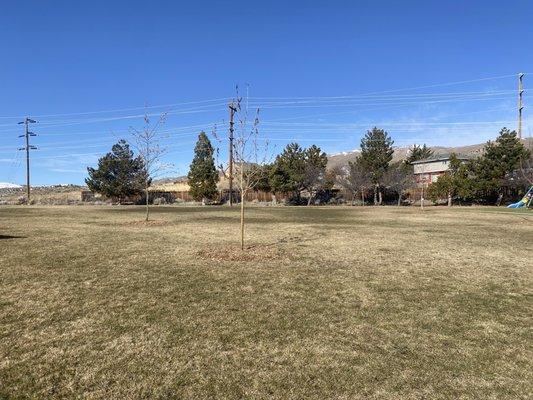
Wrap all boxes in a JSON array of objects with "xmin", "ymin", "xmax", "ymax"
[
  {"xmin": 329, "ymin": 149, "xmax": 360, "ymax": 157},
  {"xmin": 0, "ymin": 182, "xmax": 21, "ymax": 189}
]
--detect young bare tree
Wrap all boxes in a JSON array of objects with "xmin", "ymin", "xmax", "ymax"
[
  {"xmin": 233, "ymin": 104, "xmax": 271, "ymax": 249},
  {"xmin": 130, "ymin": 112, "xmax": 170, "ymax": 221},
  {"xmin": 211, "ymin": 88, "xmax": 272, "ymax": 249},
  {"xmin": 383, "ymin": 162, "xmax": 416, "ymax": 206},
  {"xmin": 335, "ymin": 158, "xmax": 371, "ymax": 205}
]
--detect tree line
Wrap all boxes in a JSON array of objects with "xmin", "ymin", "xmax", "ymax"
[
  {"xmin": 85, "ymin": 126, "xmax": 430, "ymax": 206},
  {"xmin": 186, "ymin": 126, "xmax": 405, "ymax": 205},
  {"xmin": 85, "ymin": 126, "xmax": 531, "ymax": 208}
]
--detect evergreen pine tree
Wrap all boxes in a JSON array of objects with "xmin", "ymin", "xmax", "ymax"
[
  {"xmin": 86, "ymin": 139, "xmax": 147, "ymax": 203},
  {"xmin": 270, "ymin": 143, "xmax": 306, "ymax": 197},
  {"xmin": 359, "ymin": 127, "xmax": 394, "ymax": 204},
  {"xmin": 476, "ymin": 127, "xmax": 530, "ymax": 182},
  {"xmin": 187, "ymin": 132, "xmax": 219, "ymax": 202},
  {"xmin": 406, "ymin": 144, "xmax": 434, "ymax": 164},
  {"xmin": 302, "ymin": 145, "xmax": 328, "ymax": 205}
]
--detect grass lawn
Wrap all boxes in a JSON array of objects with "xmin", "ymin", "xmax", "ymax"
[{"xmin": 0, "ymin": 205, "xmax": 531, "ymax": 399}]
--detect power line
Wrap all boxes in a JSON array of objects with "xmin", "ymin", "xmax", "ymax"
[
  {"xmin": 0, "ymin": 97, "xmax": 231, "ymax": 120},
  {"xmin": 0, "ymin": 103, "xmax": 227, "ymax": 130},
  {"xmin": 261, "ymin": 120, "xmax": 518, "ymax": 127},
  {"xmin": 5, "ymin": 148, "xmax": 22, "ymax": 183},
  {"xmin": 341, "ymin": 73, "xmax": 518, "ymax": 97},
  {"xmin": 3, "ymin": 91, "xmax": 514, "ymax": 130},
  {"xmin": 0, "ymin": 73, "xmax": 518, "ymax": 121},
  {"xmin": 253, "ymin": 94, "xmax": 515, "ymax": 110},
  {"xmin": 249, "ymin": 90, "xmax": 515, "ymax": 102},
  {"xmin": 0, "ymin": 120, "xmax": 223, "ymax": 137},
  {"xmin": 0, "ymin": 118, "xmax": 522, "ymax": 155}
]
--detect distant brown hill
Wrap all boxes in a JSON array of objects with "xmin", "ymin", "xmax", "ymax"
[{"xmin": 327, "ymin": 138, "xmax": 533, "ymax": 169}]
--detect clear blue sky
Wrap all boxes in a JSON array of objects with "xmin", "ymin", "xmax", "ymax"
[{"xmin": 0, "ymin": 0, "xmax": 532, "ymax": 185}]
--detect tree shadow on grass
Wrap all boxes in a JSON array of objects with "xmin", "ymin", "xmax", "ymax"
[
  {"xmin": 247, "ymin": 233, "xmax": 326, "ymax": 249},
  {"xmin": 0, "ymin": 235, "xmax": 26, "ymax": 240}
]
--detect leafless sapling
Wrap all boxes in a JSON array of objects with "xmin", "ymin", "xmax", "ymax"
[
  {"xmin": 336, "ymin": 158, "xmax": 372, "ymax": 205},
  {"xmin": 383, "ymin": 163, "xmax": 416, "ymax": 206},
  {"xmin": 130, "ymin": 111, "xmax": 171, "ymax": 221},
  {"xmin": 232, "ymin": 100, "xmax": 271, "ymax": 249}
]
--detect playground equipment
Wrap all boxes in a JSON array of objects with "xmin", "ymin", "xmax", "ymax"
[{"xmin": 507, "ymin": 186, "xmax": 533, "ymax": 208}]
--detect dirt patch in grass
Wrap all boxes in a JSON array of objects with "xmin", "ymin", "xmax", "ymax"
[
  {"xmin": 122, "ymin": 219, "xmax": 168, "ymax": 227},
  {"xmin": 197, "ymin": 243, "xmax": 290, "ymax": 261}
]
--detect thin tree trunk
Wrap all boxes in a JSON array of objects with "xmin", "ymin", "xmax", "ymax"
[
  {"xmin": 397, "ymin": 193, "xmax": 402, "ymax": 207},
  {"xmin": 307, "ymin": 194, "xmax": 313, "ymax": 206},
  {"xmin": 240, "ymin": 190, "xmax": 245, "ymax": 251},
  {"xmin": 145, "ymin": 186, "xmax": 149, "ymax": 221},
  {"xmin": 378, "ymin": 189, "xmax": 383, "ymax": 205},
  {"xmin": 448, "ymin": 191, "xmax": 452, "ymax": 207},
  {"xmin": 374, "ymin": 184, "xmax": 378, "ymax": 205},
  {"xmin": 495, "ymin": 192, "xmax": 503, "ymax": 207},
  {"xmin": 361, "ymin": 189, "xmax": 365, "ymax": 206}
]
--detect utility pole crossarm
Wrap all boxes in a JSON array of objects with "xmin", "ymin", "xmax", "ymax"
[{"xmin": 228, "ymin": 102, "xmax": 237, "ymax": 206}]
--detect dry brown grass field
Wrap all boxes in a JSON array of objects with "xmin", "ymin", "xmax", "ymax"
[{"xmin": 0, "ymin": 205, "xmax": 532, "ymax": 399}]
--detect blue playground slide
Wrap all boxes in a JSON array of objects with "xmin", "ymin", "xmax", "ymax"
[{"xmin": 507, "ymin": 186, "xmax": 533, "ymax": 208}]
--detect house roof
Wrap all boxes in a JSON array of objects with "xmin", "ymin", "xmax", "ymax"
[{"xmin": 410, "ymin": 155, "xmax": 470, "ymax": 165}]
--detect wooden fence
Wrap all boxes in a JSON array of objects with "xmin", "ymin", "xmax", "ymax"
[{"xmin": 147, "ymin": 189, "xmax": 287, "ymax": 204}]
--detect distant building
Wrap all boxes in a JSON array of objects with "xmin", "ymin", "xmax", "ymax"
[{"xmin": 411, "ymin": 156, "xmax": 469, "ymax": 185}]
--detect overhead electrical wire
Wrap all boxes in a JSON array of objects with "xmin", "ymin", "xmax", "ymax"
[
  {"xmin": 0, "ymin": 91, "xmax": 516, "ymax": 134},
  {"xmin": 0, "ymin": 97, "xmax": 231, "ymax": 120}
]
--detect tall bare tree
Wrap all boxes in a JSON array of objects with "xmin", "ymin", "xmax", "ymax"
[{"xmin": 130, "ymin": 112, "xmax": 170, "ymax": 221}]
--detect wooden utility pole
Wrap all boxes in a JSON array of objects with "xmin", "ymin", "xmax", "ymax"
[
  {"xmin": 228, "ymin": 102, "xmax": 237, "ymax": 206},
  {"xmin": 518, "ymin": 73, "xmax": 524, "ymax": 139},
  {"xmin": 17, "ymin": 117, "xmax": 37, "ymax": 204}
]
